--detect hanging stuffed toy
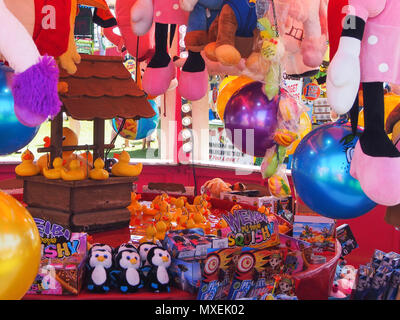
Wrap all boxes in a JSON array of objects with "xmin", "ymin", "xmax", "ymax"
[
  {"xmin": 273, "ymin": 0, "xmax": 328, "ymax": 78},
  {"xmin": 103, "ymin": 0, "xmax": 155, "ymax": 62},
  {"xmin": 327, "ymin": 0, "xmax": 400, "ymax": 206},
  {"xmin": 131, "ymin": 0, "xmax": 194, "ymax": 98},
  {"xmin": 0, "ymin": 0, "xmax": 61, "ymax": 127},
  {"xmin": 204, "ymin": 0, "xmax": 259, "ymax": 67},
  {"xmin": 178, "ymin": 0, "xmax": 224, "ymax": 101}
]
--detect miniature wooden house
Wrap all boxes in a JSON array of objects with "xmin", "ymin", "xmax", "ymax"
[{"xmin": 22, "ymin": 54, "xmax": 155, "ymax": 233}]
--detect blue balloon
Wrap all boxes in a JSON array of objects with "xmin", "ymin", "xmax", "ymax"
[
  {"xmin": 292, "ymin": 121, "xmax": 377, "ymax": 219},
  {"xmin": 136, "ymin": 99, "xmax": 160, "ymax": 140},
  {"xmin": 0, "ymin": 66, "xmax": 39, "ymax": 156}
]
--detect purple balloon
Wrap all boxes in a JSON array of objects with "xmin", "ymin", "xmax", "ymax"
[{"xmin": 224, "ymin": 81, "xmax": 279, "ymax": 157}]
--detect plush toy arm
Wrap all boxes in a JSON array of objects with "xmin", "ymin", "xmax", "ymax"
[
  {"xmin": 179, "ymin": 0, "xmax": 199, "ymax": 12},
  {"xmin": 348, "ymin": 0, "xmax": 386, "ymax": 21},
  {"xmin": 327, "ymin": 36, "xmax": 361, "ymax": 115},
  {"xmin": 0, "ymin": 0, "xmax": 40, "ymax": 73},
  {"xmin": 131, "ymin": 0, "xmax": 154, "ymax": 36}
]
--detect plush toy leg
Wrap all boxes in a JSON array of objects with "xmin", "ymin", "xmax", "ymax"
[
  {"xmin": 206, "ymin": 5, "xmax": 241, "ymax": 66},
  {"xmin": 178, "ymin": 51, "xmax": 208, "ymax": 101},
  {"xmin": 142, "ymin": 23, "xmax": 176, "ymax": 96},
  {"xmin": 350, "ymin": 82, "xmax": 400, "ymax": 206}
]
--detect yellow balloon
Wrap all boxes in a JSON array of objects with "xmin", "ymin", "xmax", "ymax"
[
  {"xmin": 0, "ymin": 191, "xmax": 41, "ymax": 300},
  {"xmin": 358, "ymin": 93, "xmax": 400, "ymax": 129},
  {"xmin": 217, "ymin": 76, "xmax": 254, "ymax": 120},
  {"xmin": 286, "ymin": 112, "xmax": 313, "ymax": 155}
]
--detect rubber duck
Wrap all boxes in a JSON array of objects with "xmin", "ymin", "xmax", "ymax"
[
  {"xmin": 174, "ymin": 197, "xmax": 187, "ymax": 209},
  {"xmin": 43, "ymin": 157, "xmax": 63, "ymax": 179},
  {"xmin": 155, "ymin": 220, "xmax": 167, "ymax": 241},
  {"xmin": 216, "ymin": 219, "xmax": 228, "ymax": 230},
  {"xmin": 111, "ymin": 151, "xmax": 143, "ymax": 177},
  {"xmin": 186, "ymin": 218, "xmax": 196, "ymax": 229},
  {"xmin": 89, "ymin": 158, "xmax": 109, "ymax": 180},
  {"xmin": 38, "ymin": 127, "xmax": 93, "ymax": 174},
  {"xmin": 15, "ymin": 150, "xmax": 40, "ymax": 176},
  {"xmin": 193, "ymin": 212, "xmax": 207, "ymax": 230},
  {"xmin": 140, "ymin": 224, "xmax": 156, "ymax": 244},
  {"xmin": 61, "ymin": 159, "xmax": 86, "ymax": 181}
]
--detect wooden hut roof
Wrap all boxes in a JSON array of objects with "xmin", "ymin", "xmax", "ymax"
[{"xmin": 59, "ymin": 54, "xmax": 155, "ymax": 121}]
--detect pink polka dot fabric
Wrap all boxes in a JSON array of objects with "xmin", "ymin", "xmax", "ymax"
[
  {"xmin": 153, "ymin": 0, "xmax": 189, "ymax": 25},
  {"xmin": 350, "ymin": 0, "xmax": 400, "ymax": 84}
]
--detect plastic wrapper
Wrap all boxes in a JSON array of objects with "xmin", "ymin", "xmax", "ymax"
[
  {"xmin": 260, "ymin": 144, "xmax": 286, "ymax": 179},
  {"xmin": 268, "ymin": 164, "xmax": 291, "ymax": 198}
]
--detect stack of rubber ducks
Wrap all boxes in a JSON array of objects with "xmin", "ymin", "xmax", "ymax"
[{"xmin": 127, "ymin": 193, "xmax": 231, "ymax": 241}]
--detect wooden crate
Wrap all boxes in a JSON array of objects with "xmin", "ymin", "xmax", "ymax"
[{"xmin": 20, "ymin": 176, "xmax": 137, "ymax": 233}]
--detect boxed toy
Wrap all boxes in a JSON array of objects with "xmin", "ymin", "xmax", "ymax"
[
  {"xmin": 336, "ymin": 224, "xmax": 358, "ymax": 257},
  {"xmin": 166, "ymin": 229, "xmax": 229, "ymax": 293},
  {"xmin": 279, "ymin": 234, "xmax": 312, "ymax": 274},
  {"xmin": 293, "ymin": 214, "xmax": 336, "ymax": 255},
  {"xmin": 197, "ymin": 247, "xmax": 240, "ymax": 300},
  {"xmin": 220, "ymin": 191, "xmax": 294, "ymax": 217},
  {"xmin": 221, "ymin": 209, "xmax": 280, "ymax": 249},
  {"xmin": 27, "ymin": 219, "xmax": 87, "ymax": 295}
]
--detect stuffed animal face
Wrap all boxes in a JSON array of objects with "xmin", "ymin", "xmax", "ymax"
[
  {"xmin": 89, "ymin": 250, "xmax": 113, "ymax": 269},
  {"xmin": 89, "ymin": 243, "xmax": 113, "ymax": 256},
  {"xmin": 138, "ymin": 242, "xmax": 157, "ymax": 266},
  {"xmin": 116, "ymin": 243, "xmax": 138, "ymax": 254},
  {"xmin": 117, "ymin": 250, "xmax": 141, "ymax": 270},
  {"xmin": 148, "ymin": 247, "xmax": 171, "ymax": 268}
]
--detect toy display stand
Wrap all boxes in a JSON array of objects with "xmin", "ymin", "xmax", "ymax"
[{"xmin": 21, "ymin": 192, "xmax": 340, "ymax": 300}]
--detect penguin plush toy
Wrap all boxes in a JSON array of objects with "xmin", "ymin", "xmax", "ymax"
[
  {"xmin": 145, "ymin": 246, "xmax": 172, "ymax": 293},
  {"xmin": 138, "ymin": 242, "xmax": 157, "ymax": 277},
  {"xmin": 86, "ymin": 249, "xmax": 114, "ymax": 293},
  {"xmin": 114, "ymin": 249, "xmax": 144, "ymax": 293},
  {"xmin": 88, "ymin": 243, "xmax": 113, "ymax": 256},
  {"xmin": 114, "ymin": 243, "xmax": 138, "ymax": 255}
]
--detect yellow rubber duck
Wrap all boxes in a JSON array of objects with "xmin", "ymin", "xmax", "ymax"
[
  {"xmin": 43, "ymin": 157, "xmax": 63, "ymax": 179},
  {"xmin": 193, "ymin": 212, "xmax": 207, "ymax": 230},
  {"xmin": 111, "ymin": 151, "xmax": 143, "ymax": 177},
  {"xmin": 61, "ymin": 159, "xmax": 86, "ymax": 181},
  {"xmin": 89, "ymin": 158, "xmax": 109, "ymax": 180},
  {"xmin": 186, "ymin": 218, "xmax": 196, "ymax": 229},
  {"xmin": 15, "ymin": 150, "xmax": 40, "ymax": 177},
  {"xmin": 140, "ymin": 224, "xmax": 156, "ymax": 244},
  {"xmin": 155, "ymin": 220, "xmax": 167, "ymax": 241}
]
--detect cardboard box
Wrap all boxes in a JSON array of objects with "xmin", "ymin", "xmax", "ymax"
[
  {"xmin": 293, "ymin": 215, "xmax": 336, "ymax": 255},
  {"xmin": 27, "ymin": 256, "xmax": 86, "ymax": 295}
]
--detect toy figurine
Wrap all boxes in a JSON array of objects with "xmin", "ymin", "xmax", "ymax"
[
  {"xmin": 327, "ymin": 0, "xmax": 400, "ymax": 206},
  {"xmin": 114, "ymin": 249, "xmax": 144, "ymax": 293},
  {"xmin": 86, "ymin": 249, "xmax": 114, "ymax": 293},
  {"xmin": 145, "ymin": 246, "xmax": 172, "ymax": 292},
  {"xmin": 138, "ymin": 242, "xmax": 158, "ymax": 277}
]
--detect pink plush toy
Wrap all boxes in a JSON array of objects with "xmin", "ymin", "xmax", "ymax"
[
  {"xmin": 273, "ymin": 0, "xmax": 328, "ymax": 78},
  {"xmin": 0, "ymin": 0, "xmax": 61, "ymax": 127},
  {"xmin": 103, "ymin": 0, "xmax": 155, "ymax": 61},
  {"xmin": 130, "ymin": 0, "xmax": 210, "ymax": 101},
  {"xmin": 327, "ymin": 0, "xmax": 400, "ymax": 206}
]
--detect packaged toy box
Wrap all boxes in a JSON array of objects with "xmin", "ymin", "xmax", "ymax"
[
  {"xmin": 220, "ymin": 191, "xmax": 294, "ymax": 218},
  {"xmin": 27, "ymin": 219, "xmax": 88, "ymax": 295},
  {"xmin": 336, "ymin": 224, "xmax": 358, "ymax": 257},
  {"xmin": 165, "ymin": 229, "xmax": 228, "ymax": 294},
  {"xmin": 221, "ymin": 209, "xmax": 280, "ymax": 249},
  {"xmin": 293, "ymin": 214, "xmax": 336, "ymax": 256}
]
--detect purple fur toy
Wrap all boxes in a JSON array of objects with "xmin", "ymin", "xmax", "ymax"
[{"xmin": 12, "ymin": 55, "xmax": 61, "ymax": 127}]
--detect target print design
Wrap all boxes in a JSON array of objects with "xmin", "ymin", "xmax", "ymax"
[
  {"xmin": 237, "ymin": 253, "xmax": 255, "ymax": 273},
  {"xmin": 204, "ymin": 254, "xmax": 220, "ymax": 275}
]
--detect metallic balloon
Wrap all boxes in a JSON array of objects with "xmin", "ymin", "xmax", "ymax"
[
  {"xmin": 0, "ymin": 66, "xmax": 39, "ymax": 155},
  {"xmin": 224, "ymin": 81, "xmax": 279, "ymax": 157},
  {"xmin": 112, "ymin": 99, "xmax": 159, "ymax": 141},
  {"xmin": 0, "ymin": 191, "xmax": 41, "ymax": 299},
  {"xmin": 292, "ymin": 121, "xmax": 377, "ymax": 219}
]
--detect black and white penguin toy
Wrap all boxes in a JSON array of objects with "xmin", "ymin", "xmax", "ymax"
[
  {"xmin": 115, "ymin": 243, "xmax": 138, "ymax": 255},
  {"xmin": 88, "ymin": 243, "xmax": 113, "ymax": 256},
  {"xmin": 146, "ymin": 246, "xmax": 172, "ymax": 293},
  {"xmin": 138, "ymin": 242, "xmax": 157, "ymax": 276},
  {"xmin": 86, "ymin": 249, "xmax": 113, "ymax": 293},
  {"xmin": 114, "ymin": 249, "xmax": 143, "ymax": 293}
]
